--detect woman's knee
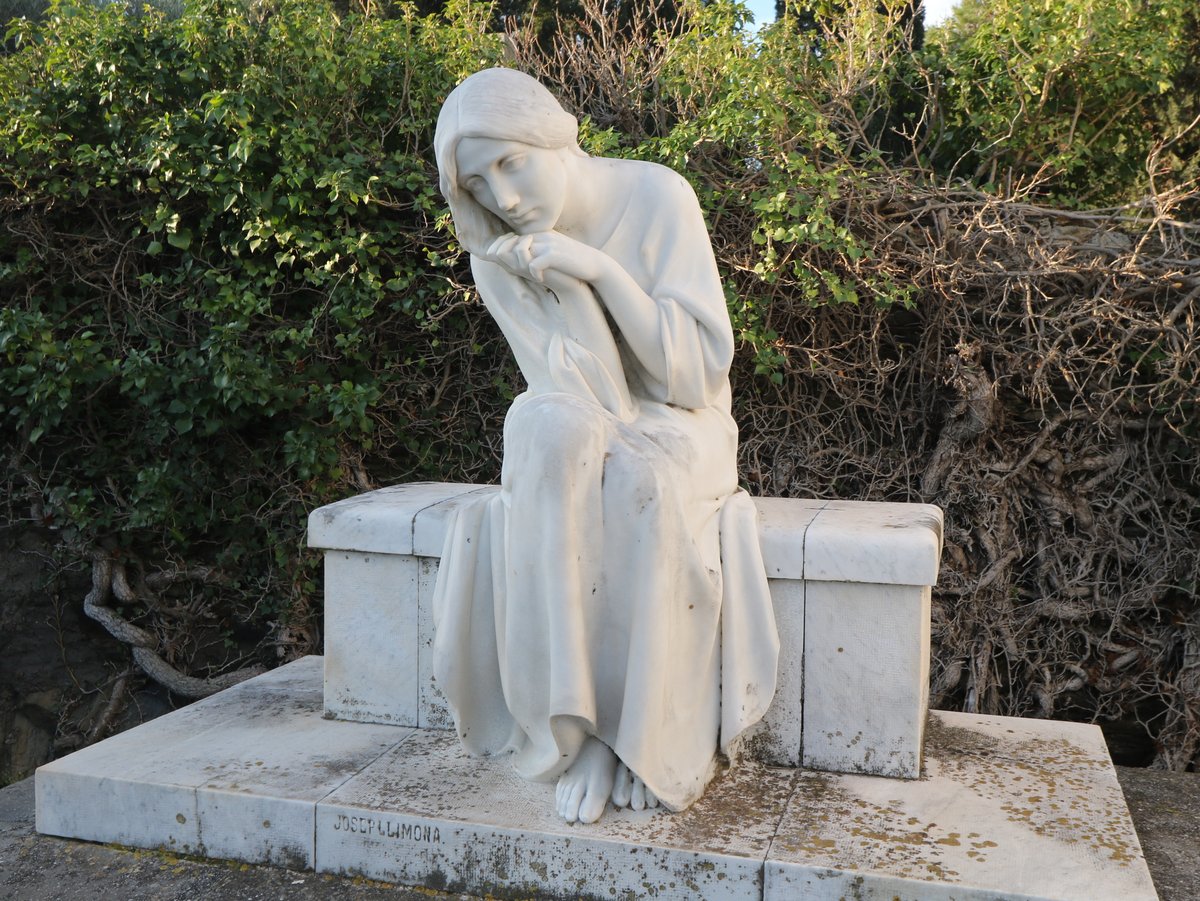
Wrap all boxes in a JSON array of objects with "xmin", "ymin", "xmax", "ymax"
[{"xmin": 505, "ymin": 393, "xmax": 610, "ymax": 469}]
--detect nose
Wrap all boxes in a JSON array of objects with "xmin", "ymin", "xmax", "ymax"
[{"xmin": 492, "ymin": 179, "xmax": 519, "ymax": 213}]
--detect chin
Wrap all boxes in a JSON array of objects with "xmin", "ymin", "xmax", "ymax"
[{"xmin": 510, "ymin": 217, "xmax": 551, "ymax": 234}]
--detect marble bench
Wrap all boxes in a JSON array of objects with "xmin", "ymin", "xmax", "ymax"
[{"xmin": 307, "ymin": 483, "xmax": 942, "ymax": 779}]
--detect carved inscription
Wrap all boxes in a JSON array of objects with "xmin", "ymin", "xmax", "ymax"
[{"xmin": 332, "ymin": 813, "xmax": 441, "ymax": 843}]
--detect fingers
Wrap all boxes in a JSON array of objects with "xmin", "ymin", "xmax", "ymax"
[
  {"xmin": 486, "ymin": 232, "xmax": 567, "ymax": 281},
  {"xmin": 485, "ymin": 234, "xmax": 537, "ymax": 278},
  {"xmin": 484, "ymin": 233, "xmax": 518, "ymax": 261}
]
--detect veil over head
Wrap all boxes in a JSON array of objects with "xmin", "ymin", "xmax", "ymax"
[{"xmin": 434, "ymin": 67, "xmax": 583, "ymax": 254}]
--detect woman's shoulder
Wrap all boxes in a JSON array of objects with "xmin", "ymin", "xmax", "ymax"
[{"xmin": 607, "ymin": 157, "xmax": 696, "ymax": 200}]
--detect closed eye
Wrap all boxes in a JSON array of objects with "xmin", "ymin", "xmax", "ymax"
[{"xmin": 500, "ymin": 154, "xmax": 526, "ymax": 172}]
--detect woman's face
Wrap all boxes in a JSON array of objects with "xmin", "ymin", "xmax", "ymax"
[{"xmin": 454, "ymin": 136, "xmax": 568, "ymax": 235}]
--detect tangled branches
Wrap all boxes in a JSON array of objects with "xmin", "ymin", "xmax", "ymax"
[
  {"xmin": 734, "ymin": 178, "xmax": 1200, "ymax": 769},
  {"xmin": 82, "ymin": 553, "xmax": 265, "ymax": 701}
]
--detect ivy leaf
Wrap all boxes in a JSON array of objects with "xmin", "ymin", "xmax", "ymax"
[{"xmin": 167, "ymin": 229, "xmax": 193, "ymax": 251}]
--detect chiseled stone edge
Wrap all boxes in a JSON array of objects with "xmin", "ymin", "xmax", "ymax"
[
  {"xmin": 307, "ymin": 484, "xmax": 943, "ymax": 586},
  {"xmin": 306, "ymin": 482, "xmax": 486, "ymax": 556}
]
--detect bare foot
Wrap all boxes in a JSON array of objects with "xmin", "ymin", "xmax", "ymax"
[
  {"xmin": 611, "ymin": 761, "xmax": 659, "ymax": 812},
  {"xmin": 556, "ymin": 737, "xmax": 617, "ymax": 824}
]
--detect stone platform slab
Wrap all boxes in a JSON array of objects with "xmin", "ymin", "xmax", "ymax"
[{"xmin": 35, "ymin": 657, "xmax": 1157, "ymax": 900}]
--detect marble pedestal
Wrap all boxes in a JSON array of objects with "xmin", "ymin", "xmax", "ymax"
[
  {"xmin": 309, "ymin": 483, "xmax": 943, "ymax": 778},
  {"xmin": 35, "ymin": 657, "xmax": 1158, "ymax": 900}
]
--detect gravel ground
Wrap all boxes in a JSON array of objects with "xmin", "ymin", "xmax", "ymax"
[
  {"xmin": 1115, "ymin": 766, "xmax": 1200, "ymax": 901},
  {"xmin": 2, "ymin": 767, "xmax": 1196, "ymax": 900}
]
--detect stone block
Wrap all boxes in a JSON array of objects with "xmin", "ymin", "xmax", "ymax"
[
  {"xmin": 416, "ymin": 557, "xmax": 453, "ymax": 730},
  {"xmin": 745, "ymin": 577, "xmax": 804, "ymax": 766},
  {"xmin": 310, "ymin": 484, "xmax": 945, "ymax": 779},
  {"xmin": 322, "ymin": 551, "xmax": 419, "ymax": 726},
  {"xmin": 35, "ymin": 662, "xmax": 1157, "ymax": 901},
  {"xmin": 802, "ymin": 580, "xmax": 931, "ymax": 778},
  {"xmin": 753, "ymin": 496, "xmax": 825, "ymax": 579},
  {"xmin": 306, "ymin": 482, "xmax": 482, "ymax": 556},
  {"xmin": 35, "ymin": 657, "xmax": 406, "ymax": 869},
  {"xmin": 804, "ymin": 499, "xmax": 943, "ymax": 586}
]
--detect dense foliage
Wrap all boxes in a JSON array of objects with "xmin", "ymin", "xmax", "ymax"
[
  {"xmin": 1, "ymin": 0, "xmax": 1197, "ymax": 773},
  {"xmin": 929, "ymin": 0, "xmax": 1193, "ymax": 202},
  {"xmin": 1, "ymin": 0, "xmax": 508, "ymax": 684}
]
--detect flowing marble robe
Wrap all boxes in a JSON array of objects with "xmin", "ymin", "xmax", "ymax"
[{"xmin": 431, "ymin": 158, "xmax": 779, "ymax": 812}]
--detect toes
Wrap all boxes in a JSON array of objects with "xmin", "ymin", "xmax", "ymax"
[
  {"xmin": 566, "ymin": 782, "xmax": 585, "ymax": 825},
  {"xmin": 646, "ymin": 786, "xmax": 659, "ymax": 809},
  {"xmin": 557, "ymin": 775, "xmax": 583, "ymax": 822},
  {"xmin": 630, "ymin": 777, "xmax": 646, "ymax": 811},
  {"xmin": 580, "ymin": 773, "xmax": 610, "ymax": 824},
  {"xmin": 579, "ymin": 790, "xmax": 607, "ymax": 824},
  {"xmin": 611, "ymin": 762, "xmax": 632, "ymax": 807}
]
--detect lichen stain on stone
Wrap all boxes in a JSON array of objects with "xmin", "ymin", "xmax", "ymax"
[
  {"xmin": 665, "ymin": 756, "xmax": 796, "ymax": 852},
  {"xmin": 923, "ymin": 719, "xmax": 1145, "ymax": 870},
  {"xmin": 922, "ymin": 714, "xmax": 1002, "ymax": 760}
]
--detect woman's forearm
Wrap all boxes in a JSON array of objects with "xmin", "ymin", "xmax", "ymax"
[{"xmin": 589, "ymin": 261, "xmax": 670, "ymax": 387}]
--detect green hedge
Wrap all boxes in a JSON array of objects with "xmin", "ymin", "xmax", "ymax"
[{"xmin": 1, "ymin": 0, "xmax": 507, "ymax": 638}]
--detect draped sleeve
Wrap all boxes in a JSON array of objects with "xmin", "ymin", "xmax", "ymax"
[
  {"xmin": 472, "ymin": 256, "xmax": 635, "ymax": 420},
  {"xmin": 614, "ymin": 167, "xmax": 736, "ymax": 410}
]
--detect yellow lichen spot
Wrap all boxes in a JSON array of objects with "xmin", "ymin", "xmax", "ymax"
[{"xmin": 803, "ymin": 837, "xmax": 838, "ymax": 851}]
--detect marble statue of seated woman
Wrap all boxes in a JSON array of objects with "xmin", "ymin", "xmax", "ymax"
[{"xmin": 431, "ymin": 67, "xmax": 779, "ymax": 825}]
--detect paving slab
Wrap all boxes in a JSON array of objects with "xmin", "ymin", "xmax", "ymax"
[
  {"xmin": 766, "ymin": 711, "xmax": 1158, "ymax": 900},
  {"xmin": 31, "ymin": 659, "xmax": 1163, "ymax": 900},
  {"xmin": 316, "ymin": 728, "xmax": 795, "ymax": 900},
  {"xmin": 1116, "ymin": 765, "xmax": 1200, "ymax": 901},
  {"xmin": 35, "ymin": 657, "xmax": 407, "ymax": 868}
]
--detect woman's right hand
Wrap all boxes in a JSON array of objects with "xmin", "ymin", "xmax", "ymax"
[
  {"xmin": 485, "ymin": 233, "xmax": 540, "ymax": 281},
  {"xmin": 485, "ymin": 232, "xmax": 607, "ymax": 289}
]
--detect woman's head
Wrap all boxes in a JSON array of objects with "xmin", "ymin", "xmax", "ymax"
[{"xmin": 435, "ymin": 68, "xmax": 585, "ymax": 253}]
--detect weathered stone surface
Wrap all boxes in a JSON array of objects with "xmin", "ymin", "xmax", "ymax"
[
  {"xmin": 804, "ymin": 499, "xmax": 943, "ymax": 586},
  {"xmin": 306, "ymin": 483, "xmax": 482, "ymax": 556},
  {"xmin": 317, "ymin": 729, "xmax": 794, "ymax": 900},
  {"xmin": 416, "ymin": 558, "xmax": 453, "ymax": 731},
  {"xmin": 742, "ymin": 577, "xmax": 804, "ymax": 766},
  {"xmin": 4, "ymin": 776, "xmax": 472, "ymax": 901},
  {"xmin": 312, "ymin": 484, "xmax": 943, "ymax": 779},
  {"xmin": 323, "ymin": 551, "xmax": 420, "ymax": 727},
  {"xmin": 801, "ymin": 580, "xmax": 931, "ymax": 778},
  {"xmin": 766, "ymin": 710, "xmax": 1158, "ymax": 900},
  {"xmin": 309, "ymin": 485, "xmax": 945, "ymax": 587},
  {"xmin": 36, "ymin": 657, "xmax": 406, "ymax": 868},
  {"xmin": 34, "ymin": 662, "xmax": 1160, "ymax": 900}
]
